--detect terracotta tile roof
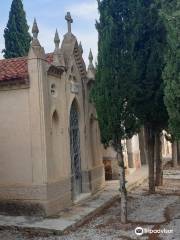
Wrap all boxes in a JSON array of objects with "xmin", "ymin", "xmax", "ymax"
[
  {"xmin": 0, "ymin": 53, "xmax": 53, "ymax": 83},
  {"xmin": 0, "ymin": 57, "xmax": 28, "ymax": 82}
]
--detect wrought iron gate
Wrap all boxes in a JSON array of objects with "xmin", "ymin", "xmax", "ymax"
[{"xmin": 70, "ymin": 102, "xmax": 82, "ymax": 199}]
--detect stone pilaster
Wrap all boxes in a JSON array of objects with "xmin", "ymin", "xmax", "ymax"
[{"xmin": 28, "ymin": 19, "xmax": 49, "ymax": 185}]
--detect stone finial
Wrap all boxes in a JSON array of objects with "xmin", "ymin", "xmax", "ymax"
[
  {"xmin": 89, "ymin": 49, "xmax": 93, "ymax": 65},
  {"xmin": 32, "ymin": 18, "xmax": 39, "ymax": 39},
  {"xmin": 54, "ymin": 29, "xmax": 60, "ymax": 50},
  {"xmin": 79, "ymin": 42, "xmax": 83, "ymax": 55},
  {"xmin": 87, "ymin": 49, "xmax": 95, "ymax": 81},
  {"xmin": 29, "ymin": 18, "xmax": 45, "ymax": 58},
  {"xmin": 65, "ymin": 12, "xmax": 73, "ymax": 34},
  {"xmin": 53, "ymin": 29, "xmax": 65, "ymax": 68},
  {"xmin": 31, "ymin": 18, "xmax": 41, "ymax": 47}
]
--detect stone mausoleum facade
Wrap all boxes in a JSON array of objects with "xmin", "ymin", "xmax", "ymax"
[{"xmin": 0, "ymin": 13, "xmax": 105, "ymax": 216}]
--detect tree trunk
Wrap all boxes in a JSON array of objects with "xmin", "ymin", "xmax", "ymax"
[
  {"xmin": 155, "ymin": 131, "xmax": 163, "ymax": 186},
  {"xmin": 172, "ymin": 141, "xmax": 178, "ymax": 167},
  {"xmin": 144, "ymin": 126, "xmax": 155, "ymax": 194},
  {"xmin": 117, "ymin": 144, "xmax": 127, "ymax": 224},
  {"xmin": 138, "ymin": 127, "xmax": 147, "ymax": 165},
  {"xmin": 177, "ymin": 141, "xmax": 180, "ymax": 166}
]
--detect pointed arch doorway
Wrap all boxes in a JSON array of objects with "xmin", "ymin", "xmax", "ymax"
[{"xmin": 70, "ymin": 100, "xmax": 82, "ymax": 200}]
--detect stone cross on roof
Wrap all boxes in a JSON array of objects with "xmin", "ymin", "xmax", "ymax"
[{"xmin": 65, "ymin": 12, "xmax": 73, "ymax": 34}]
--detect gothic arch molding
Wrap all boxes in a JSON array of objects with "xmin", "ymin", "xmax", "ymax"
[{"xmin": 68, "ymin": 97, "xmax": 81, "ymax": 120}]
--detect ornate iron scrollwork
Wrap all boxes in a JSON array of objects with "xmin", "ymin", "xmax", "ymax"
[{"xmin": 70, "ymin": 102, "xmax": 82, "ymax": 194}]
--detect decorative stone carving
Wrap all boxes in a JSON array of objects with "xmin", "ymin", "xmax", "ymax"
[
  {"xmin": 79, "ymin": 42, "xmax": 83, "ymax": 55},
  {"xmin": 70, "ymin": 81, "xmax": 79, "ymax": 94}
]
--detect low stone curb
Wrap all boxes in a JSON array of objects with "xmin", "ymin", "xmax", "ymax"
[{"xmin": 0, "ymin": 196, "xmax": 120, "ymax": 237}]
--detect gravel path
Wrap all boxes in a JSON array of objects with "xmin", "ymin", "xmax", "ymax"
[{"xmin": 0, "ymin": 171, "xmax": 179, "ymax": 240}]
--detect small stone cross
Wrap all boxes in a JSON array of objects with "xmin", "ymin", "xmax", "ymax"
[{"xmin": 65, "ymin": 12, "xmax": 73, "ymax": 34}]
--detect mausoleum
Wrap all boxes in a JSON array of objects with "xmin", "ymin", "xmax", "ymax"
[{"xmin": 0, "ymin": 13, "xmax": 105, "ymax": 216}]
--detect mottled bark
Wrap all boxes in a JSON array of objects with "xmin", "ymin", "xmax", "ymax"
[
  {"xmin": 144, "ymin": 126, "xmax": 155, "ymax": 194},
  {"xmin": 155, "ymin": 131, "xmax": 163, "ymax": 186},
  {"xmin": 172, "ymin": 141, "xmax": 178, "ymax": 167},
  {"xmin": 117, "ymin": 144, "xmax": 127, "ymax": 224}
]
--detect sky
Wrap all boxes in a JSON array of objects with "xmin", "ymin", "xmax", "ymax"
[{"xmin": 0, "ymin": 0, "xmax": 99, "ymax": 64}]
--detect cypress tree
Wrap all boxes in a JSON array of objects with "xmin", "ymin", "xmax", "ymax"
[
  {"xmin": 132, "ymin": 0, "xmax": 168, "ymax": 192},
  {"xmin": 162, "ymin": 0, "xmax": 180, "ymax": 140},
  {"xmin": 91, "ymin": 0, "xmax": 139, "ymax": 223},
  {"xmin": 2, "ymin": 0, "xmax": 31, "ymax": 58}
]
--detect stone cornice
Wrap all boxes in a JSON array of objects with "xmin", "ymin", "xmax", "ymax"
[
  {"xmin": 0, "ymin": 78, "xmax": 29, "ymax": 90},
  {"xmin": 47, "ymin": 65, "xmax": 65, "ymax": 78}
]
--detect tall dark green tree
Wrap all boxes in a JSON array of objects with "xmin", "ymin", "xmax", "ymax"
[
  {"xmin": 161, "ymin": 0, "xmax": 180, "ymax": 140},
  {"xmin": 132, "ymin": 0, "xmax": 168, "ymax": 192},
  {"xmin": 91, "ymin": 0, "xmax": 139, "ymax": 223},
  {"xmin": 3, "ymin": 0, "xmax": 31, "ymax": 58}
]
